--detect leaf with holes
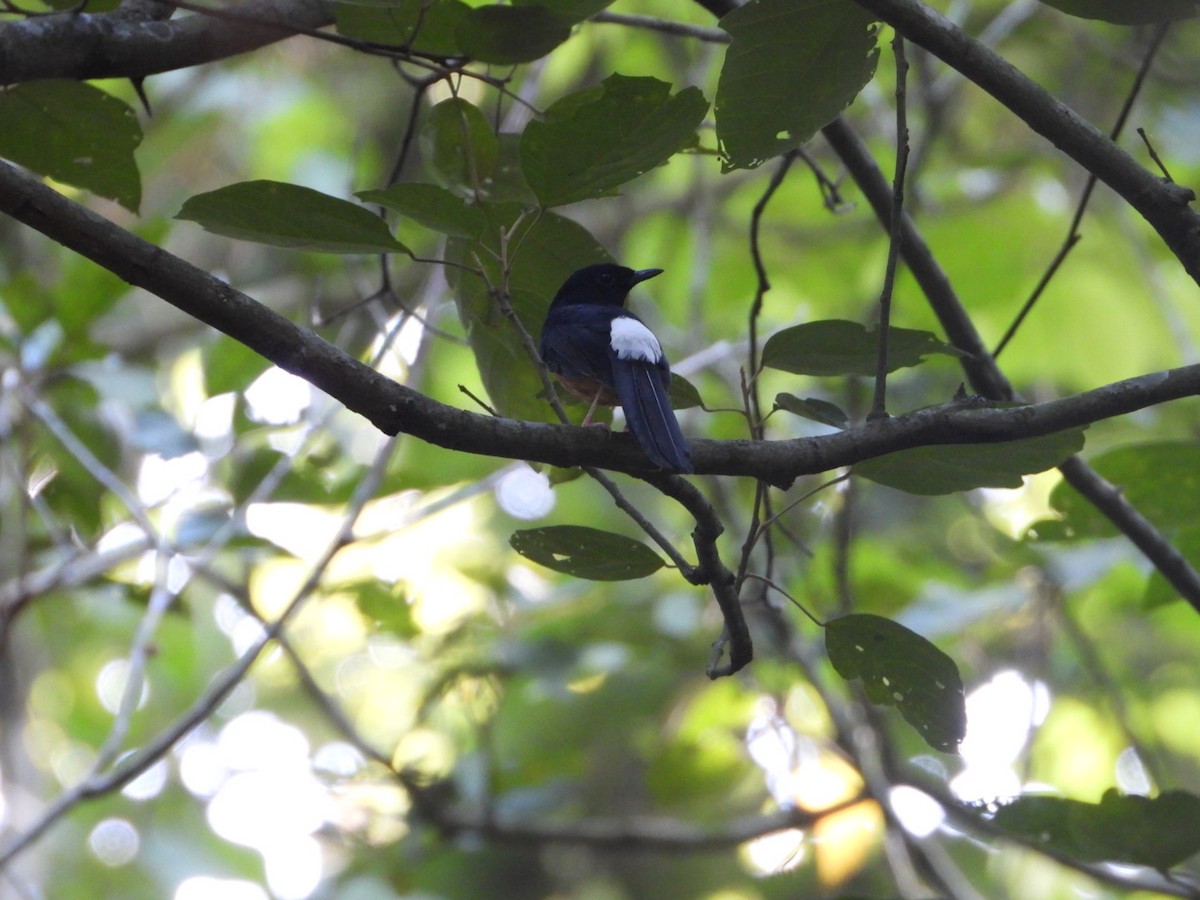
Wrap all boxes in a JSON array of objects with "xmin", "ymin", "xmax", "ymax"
[
  {"xmin": 510, "ymin": 526, "xmax": 665, "ymax": 581},
  {"xmin": 991, "ymin": 789, "xmax": 1200, "ymax": 871},
  {"xmin": 825, "ymin": 614, "xmax": 965, "ymax": 752}
]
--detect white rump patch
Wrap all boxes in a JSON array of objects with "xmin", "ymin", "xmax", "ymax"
[{"xmin": 610, "ymin": 317, "xmax": 662, "ymax": 363}]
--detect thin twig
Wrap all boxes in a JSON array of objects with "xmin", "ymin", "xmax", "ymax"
[
  {"xmin": 993, "ymin": 21, "xmax": 1171, "ymax": 359},
  {"xmin": 871, "ymin": 34, "xmax": 910, "ymax": 420}
]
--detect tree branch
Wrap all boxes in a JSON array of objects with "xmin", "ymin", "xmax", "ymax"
[
  {"xmin": 0, "ymin": 0, "xmax": 333, "ymax": 85},
  {"xmin": 4, "ymin": 158, "xmax": 1200, "ymax": 493},
  {"xmin": 849, "ymin": 0, "xmax": 1200, "ymax": 285},
  {"xmin": 822, "ymin": 117, "xmax": 1200, "ymax": 613}
]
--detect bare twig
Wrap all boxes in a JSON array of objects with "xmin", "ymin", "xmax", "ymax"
[
  {"xmin": 871, "ymin": 34, "xmax": 910, "ymax": 420},
  {"xmin": 993, "ymin": 22, "xmax": 1171, "ymax": 359}
]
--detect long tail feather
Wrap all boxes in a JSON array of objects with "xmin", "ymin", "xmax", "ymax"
[{"xmin": 613, "ymin": 361, "xmax": 692, "ymax": 473}]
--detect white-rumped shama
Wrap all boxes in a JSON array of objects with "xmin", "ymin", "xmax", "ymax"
[{"xmin": 539, "ymin": 264, "xmax": 692, "ymax": 474}]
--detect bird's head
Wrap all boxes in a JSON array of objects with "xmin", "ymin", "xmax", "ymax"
[{"xmin": 550, "ymin": 264, "xmax": 663, "ymax": 309}]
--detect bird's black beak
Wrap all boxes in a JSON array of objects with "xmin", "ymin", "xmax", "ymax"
[{"xmin": 632, "ymin": 268, "xmax": 664, "ymax": 285}]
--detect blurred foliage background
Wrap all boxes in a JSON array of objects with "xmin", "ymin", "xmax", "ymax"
[{"xmin": 2, "ymin": 0, "xmax": 1200, "ymax": 898}]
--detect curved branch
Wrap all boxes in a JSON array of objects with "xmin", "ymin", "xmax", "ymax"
[
  {"xmin": 0, "ymin": 0, "xmax": 333, "ymax": 85},
  {"xmin": 823, "ymin": 117, "xmax": 1200, "ymax": 613},
  {"xmin": 849, "ymin": 0, "xmax": 1200, "ymax": 285},
  {"xmin": 3, "ymin": 158, "xmax": 1200, "ymax": 489}
]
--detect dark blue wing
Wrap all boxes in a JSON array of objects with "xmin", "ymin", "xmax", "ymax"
[{"xmin": 539, "ymin": 306, "xmax": 617, "ymax": 385}]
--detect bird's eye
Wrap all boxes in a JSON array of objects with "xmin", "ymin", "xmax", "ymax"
[{"xmin": 598, "ymin": 272, "xmax": 614, "ymax": 285}]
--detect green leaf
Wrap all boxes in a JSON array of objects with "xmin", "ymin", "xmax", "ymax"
[
  {"xmin": 1036, "ymin": 0, "xmax": 1196, "ymax": 24},
  {"xmin": 0, "ymin": 80, "xmax": 142, "ymax": 211},
  {"xmin": 825, "ymin": 613, "xmax": 965, "ymax": 752},
  {"xmin": 856, "ymin": 429, "xmax": 1085, "ymax": 495},
  {"xmin": 773, "ymin": 392, "xmax": 848, "ymax": 428},
  {"xmin": 455, "ymin": 5, "xmax": 573, "ymax": 64},
  {"xmin": 520, "ymin": 74, "xmax": 709, "ymax": 207},
  {"xmin": 510, "ymin": 526, "xmax": 665, "ymax": 580},
  {"xmin": 176, "ymin": 181, "xmax": 408, "ymax": 254},
  {"xmin": 445, "ymin": 203, "xmax": 610, "ymax": 422},
  {"xmin": 334, "ymin": 0, "xmax": 468, "ymax": 53},
  {"xmin": 349, "ymin": 580, "xmax": 417, "ymax": 637},
  {"xmin": 357, "ymin": 182, "xmax": 486, "ymax": 238},
  {"xmin": 669, "ymin": 374, "xmax": 704, "ymax": 411},
  {"xmin": 991, "ymin": 789, "xmax": 1200, "ymax": 871},
  {"xmin": 1032, "ymin": 442, "xmax": 1200, "ymax": 542},
  {"xmin": 762, "ymin": 320, "xmax": 961, "ymax": 377},
  {"xmin": 422, "ymin": 98, "xmax": 500, "ymax": 192},
  {"xmin": 716, "ymin": 0, "xmax": 879, "ymax": 170}
]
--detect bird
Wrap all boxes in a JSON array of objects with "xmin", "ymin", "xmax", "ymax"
[{"xmin": 539, "ymin": 263, "xmax": 693, "ymax": 474}]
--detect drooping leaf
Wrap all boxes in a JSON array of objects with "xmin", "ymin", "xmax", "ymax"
[
  {"xmin": 422, "ymin": 98, "xmax": 500, "ymax": 192},
  {"xmin": 825, "ymin": 613, "xmax": 965, "ymax": 752},
  {"xmin": 520, "ymin": 74, "xmax": 709, "ymax": 207},
  {"xmin": 176, "ymin": 181, "xmax": 408, "ymax": 254},
  {"xmin": 762, "ymin": 319, "xmax": 962, "ymax": 377},
  {"xmin": 455, "ymin": 5, "xmax": 573, "ymax": 64},
  {"xmin": 445, "ymin": 203, "xmax": 610, "ymax": 422},
  {"xmin": 333, "ymin": 0, "xmax": 468, "ymax": 53},
  {"xmin": 0, "ymin": 80, "xmax": 142, "ymax": 211},
  {"xmin": 357, "ymin": 182, "xmax": 486, "ymax": 238},
  {"xmin": 1036, "ymin": 0, "xmax": 1196, "ymax": 24},
  {"xmin": 774, "ymin": 392, "xmax": 848, "ymax": 429},
  {"xmin": 716, "ymin": 0, "xmax": 879, "ymax": 170},
  {"xmin": 510, "ymin": 526, "xmax": 665, "ymax": 580},
  {"xmin": 855, "ymin": 429, "xmax": 1085, "ymax": 495},
  {"xmin": 991, "ymin": 789, "xmax": 1200, "ymax": 871}
]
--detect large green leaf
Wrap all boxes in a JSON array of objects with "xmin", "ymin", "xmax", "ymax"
[
  {"xmin": 333, "ymin": 0, "xmax": 468, "ymax": 53},
  {"xmin": 991, "ymin": 790, "xmax": 1200, "ymax": 871},
  {"xmin": 0, "ymin": 80, "xmax": 142, "ymax": 211},
  {"xmin": 856, "ymin": 429, "xmax": 1086, "ymax": 495},
  {"xmin": 445, "ymin": 203, "xmax": 610, "ymax": 422},
  {"xmin": 716, "ymin": 0, "xmax": 879, "ymax": 170},
  {"xmin": 510, "ymin": 526, "xmax": 665, "ymax": 580},
  {"xmin": 762, "ymin": 319, "xmax": 961, "ymax": 377},
  {"xmin": 520, "ymin": 74, "xmax": 709, "ymax": 208},
  {"xmin": 825, "ymin": 613, "xmax": 965, "ymax": 752},
  {"xmin": 1032, "ymin": 442, "xmax": 1200, "ymax": 542},
  {"xmin": 422, "ymin": 98, "xmax": 500, "ymax": 192},
  {"xmin": 357, "ymin": 182, "xmax": 486, "ymax": 238},
  {"xmin": 176, "ymin": 181, "xmax": 408, "ymax": 254},
  {"xmin": 455, "ymin": 5, "xmax": 573, "ymax": 64},
  {"xmin": 1036, "ymin": 0, "xmax": 1196, "ymax": 23}
]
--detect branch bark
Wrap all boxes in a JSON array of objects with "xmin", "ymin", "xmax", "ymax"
[
  {"xmin": 4, "ymin": 158, "xmax": 1200, "ymax": 492},
  {"xmin": 0, "ymin": 0, "xmax": 332, "ymax": 85},
  {"xmin": 849, "ymin": 0, "xmax": 1200, "ymax": 285}
]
